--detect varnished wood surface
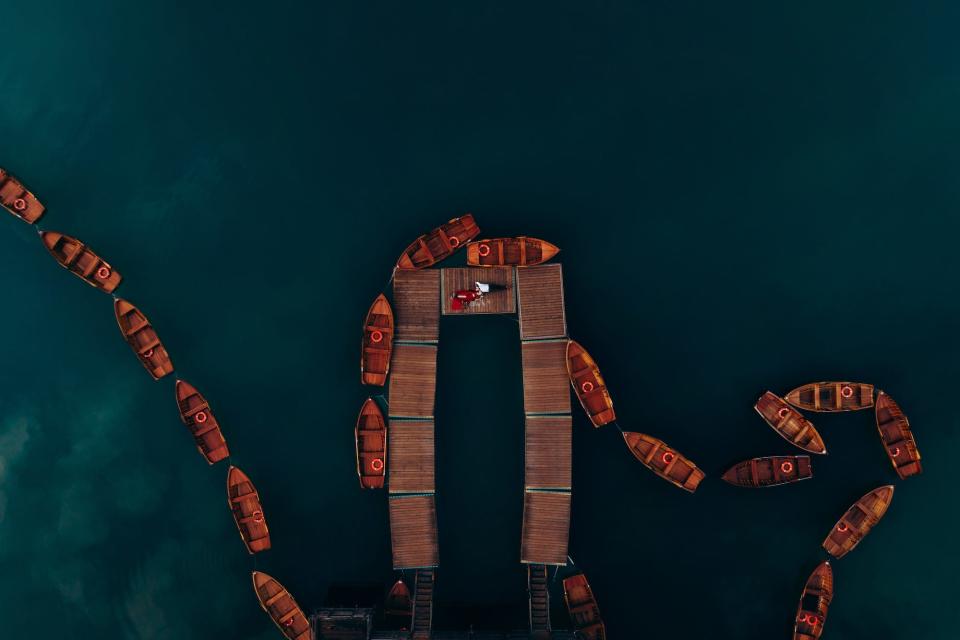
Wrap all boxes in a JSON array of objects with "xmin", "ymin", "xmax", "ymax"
[
  {"xmin": 389, "ymin": 494, "xmax": 439, "ymax": 569},
  {"xmin": 793, "ymin": 562, "xmax": 833, "ymax": 640},
  {"xmin": 567, "ymin": 340, "xmax": 615, "ymax": 427},
  {"xmin": 525, "ymin": 416, "xmax": 572, "ymax": 490},
  {"xmin": 822, "ymin": 485, "xmax": 894, "ymax": 558},
  {"xmin": 755, "ymin": 391, "xmax": 827, "ymax": 454},
  {"xmin": 356, "ymin": 398, "xmax": 387, "ymax": 489},
  {"xmin": 721, "ymin": 455, "xmax": 812, "ymax": 488},
  {"xmin": 521, "ymin": 490, "xmax": 570, "ymax": 565},
  {"xmin": 785, "ymin": 382, "xmax": 874, "ymax": 412},
  {"xmin": 114, "ymin": 298, "xmax": 174, "ymax": 380},
  {"xmin": 361, "ymin": 293, "xmax": 393, "ymax": 386},
  {"xmin": 388, "ymin": 344, "xmax": 438, "ymax": 418},
  {"xmin": 466, "ymin": 236, "xmax": 560, "ymax": 267},
  {"xmin": 393, "ymin": 269, "xmax": 441, "ymax": 342},
  {"xmin": 175, "ymin": 379, "xmax": 230, "ymax": 464},
  {"xmin": 563, "ymin": 573, "xmax": 605, "ymax": 640},
  {"xmin": 40, "ymin": 231, "xmax": 122, "ymax": 292},
  {"xmin": 521, "ymin": 340, "xmax": 572, "ymax": 415},
  {"xmin": 875, "ymin": 391, "xmax": 922, "ymax": 478},
  {"xmin": 623, "ymin": 431, "xmax": 704, "ymax": 492},
  {"xmin": 0, "ymin": 168, "xmax": 45, "ymax": 223},
  {"xmin": 396, "ymin": 214, "xmax": 480, "ymax": 270},
  {"xmin": 227, "ymin": 465, "xmax": 271, "ymax": 554},
  {"xmin": 440, "ymin": 266, "xmax": 516, "ymax": 314},
  {"xmin": 388, "ymin": 420, "xmax": 435, "ymax": 494},
  {"xmin": 517, "ymin": 263, "xmax": 567, "ymax": 339},
  {"xmin": 251, "ymin": 571, "xmax": 311, "ymax": 640}
]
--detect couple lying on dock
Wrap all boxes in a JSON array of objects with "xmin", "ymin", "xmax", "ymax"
[{"xmin": 451, "ymin": 281, "xmax": 507, "ymax": 310}]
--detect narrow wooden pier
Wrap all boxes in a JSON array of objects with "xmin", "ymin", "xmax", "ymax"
[
  {"xmin": 388, "ymin": 420, "xmax": 435, "ymax": 494},
  {"xmin": 440, "ymin": 266, "xmax": 516, "ymax": 315},
  {"xmin": 388, "ymin": 494, "xmax": 439, "ymax": 569},
  {"xmin": 521, "ymin": 340, "xmax": 572, "ymax": 415},
  {"xmin": 394, "ymin": 270, "xmax": 441, "ymax": 342},
  {"xmin": 388, "ymin": 344, "xmax": 438, "ymax": 419},
  {"xmin": 517, "ymin": 264, "xmax": 567, "ymax": 340}
]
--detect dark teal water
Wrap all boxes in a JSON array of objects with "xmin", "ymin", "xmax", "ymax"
[{"xmin": 2, "ymin": 2, "xmax": 959, "ymax": 638}]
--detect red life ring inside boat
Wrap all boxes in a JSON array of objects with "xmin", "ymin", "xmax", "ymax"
[
  {"xmin": 371, "ymin": 330, "xmax": 384, "ymax": 343},
  {"xmin": 449, "ymin": 236, "xmax": 460, "ymax": 247},
  {"xmin": 780, "ymin": 461, "xmax": 794, "ymax": 473},
  {"xmin": 194, "ymin": 411, "xmax": 208, "ymax": 424},
  {"xmin": 841, "ymin": 385, "xmax": 854, "ymax": 398},
  {"xmin": 143, "ymin": 348, "xmax": 155, "ymax": 358},
  {"xmin": 253, "ymin": 510, "xmax": 264, "ymax": 523},
  {"xmin": 371, "ymin": 458, "xmax": 384, "ymax": 472},
  {"xmin": 661, "ymin": 451, "xmax": 675, "ymax": 464},
  {"xmin": 778, "ymin": 407, "xmax": 790, "ymax": 419},
  {"xmin": 807, "ymin": 614, "xmax": 818, "ymax": 626},
  {"xmin": 478, "ymin": 243, "xmax": 491, "ymax": 257},
  {"xmin": 890, "ymin": 447, "xmax": 900, "ymax": 457},
  {"xmin": 13, "ymin": 198, "xmax": 27, "ymax": 211},
  {"xmin": 581, "ymin": 380, "xmax": 594, "ymax": 393},
  {"xmin": 283, "ymin": 617, "xmax": 295, "ymax": 627},
  {"xmin": 837, "ymin": 522, "xmax": 849, "ymax": 532},
  {"xmin": 96, "ymin": 266, "xmax": 111, "ymax": 279}
]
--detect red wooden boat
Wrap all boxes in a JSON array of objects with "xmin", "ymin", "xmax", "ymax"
[
  {"xmin": 40, "ymin": 231, "xmax": 122, "ymax": 293},
  {"xmin": 755, "ymin": 392, "xmax": 827, "ymax": 455},
  {"xmin": 114, "ymin": 298, "xmax": 174, "ymax": 380},
  {"xmin": 396, "ymin": 214, "xmax": 480, "ymax": 270},
  {"xmin": 721, "ymin": 455, "xmax": 812, "ymax": 488},
  {"xmin": 227, "ymin": 465, "xmax": 271, "ymax": 554},
  {"xmin": 384, "ymin": 579, "xmax": 412, "ymax": 617},
  {"xmin": 465, "ymin": 236, "xmax": 559, "ymax": 267},
  {"xmin": 0, "ymin": 168, "xmax": 45, "ymax": 223},
  {"xmin": 793, "ymin": 561, "xmax": 833, "ymax": 640},
  {"xmin": 623, "ymin": 432, "xmax": 705, "ymax": 492},
  {"xmin": 252, "ymin": 571, "xmax": 311, "ymax": 640},
  {"xmin": 785, "ymin": 382, "xmax": 874, "ymax": 412},
  {"xmin": 562, "ymin": 573, "xmax": 605, "ymax": 640},
  {"xmin": 875, "ymin": 390, "xmax": 922, "ymax": 479},
  {"xmin": 175, "ymin": 380, "xmax": 230, "ymax": 464},
  {"xmin": 822, "ymin": 485, "xmax": 894, "ymax": 559},
  {"xmin": 567, "ymin": 340, "xmax": 615, "ymax": 427},
  {"xmin": 361, "ymin": 293, "xmax": 394, "ymax": 386},
  {"xmin": 356, "ymin": 398, "xmax": 386, "ymax": 489}
]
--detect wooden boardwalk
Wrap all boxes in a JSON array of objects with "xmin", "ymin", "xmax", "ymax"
[
  {"xmin": 524, "ymin": 416, "xmax": 572, "ymax": 490},
  {"xmin": 388, "ymin": 420, "xmax": 435, "ymax": 494},
  {"xmin": 521, "ymin": 490, "xmax": 571, "ymax": 565},
  {"xmin": 393, "ymin": 270, "xmax": 440, "ymax": 342},
  {"xmin": 441, "ymin": 267, "xmax": 516, "ymax": 315},
  {"xmin": 517, "ymin": 264, "xmax": 566, "ymax": 340},
  {"xmin": 388, "ymin": 344, "xmax": 437, "ymax": 419},
  {"xmin": 521, "ymin": 340, "xmax": 572, "ymax": 415},
  {"xmin": 389, "ymin": 494, "xmax": 439, "ymax": 569}
]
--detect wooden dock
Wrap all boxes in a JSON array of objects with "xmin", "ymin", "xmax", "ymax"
[
  {"xmin": 389, "ymin": 494, "xmax": 439, "ymax": 569},
  {"xmin": 393, "ymin": 270, "xmax": 440, "ymax": 342},
  {"xmin": 388, "ymin": 344, "xmax": 438, "ymax": 419},
  {"xmin": 440, "ymin": 266, "xmax": 516, "ymax": 315},
  {"xmin": 388, "ymin": 420, "xmax": 435, "ymax": 494},
  {"xmin": 521, "ymin": 490, "xmax": 571, "ymax": 565},
  {"xmin": 520, "ymin": 340, "xmax": 572, "ymax": 415},
  {"xmin": 524, "ymin": 416, "xmax": 572, "ymax": 490},
  {"xmin": 517, "ymin": 264, "xmax": 566, "ymax": 340}
]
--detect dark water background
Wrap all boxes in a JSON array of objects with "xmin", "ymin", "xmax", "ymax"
[{"xmin": 2, "ymin": 2, "xmax": 959, "ymax": 638}]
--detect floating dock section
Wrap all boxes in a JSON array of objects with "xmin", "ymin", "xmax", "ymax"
[
  {"xmin": 441, "ymin": 266, "xmax": 516, "ymax": 315},
  {"xmin": 393, "ymin": 270, "xmax": 440, "ymax": 342},
  {"xmin": 518, "ymin": 264, "xmax": 572, "ymax": 566}
]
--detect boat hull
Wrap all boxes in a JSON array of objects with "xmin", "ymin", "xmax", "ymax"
[
  {"xmin": 793, "ymin": 561, "xmax": 833, "ymax": 640},
  {"xmin": 40, "ymin": 231, "xmax": 122, "ymax": 292},
  {"xmin": 227, "ymin": 466, "xmax": 271, "ymax": 554},
  {"xmin": 0, "ymin": 168, "xmax": 45, "ymax": 223},
  {"xmin": 875, "ymin": 391, "xmax": 922, "ymax": 479},
  {"xmin": 563, "ymin": 573, "xmax": 605, "ymax": 640},
  {"xmin": 623, "ymin": 431, "xmax": 705, "ymax": 492},
  {"xmin": 721, "ymin": 456, "xmax": 812, "ymax": 488},
  {"xmin": 356, "ymin": 398, "xmax": 386, "ymax": 489},
  {"xmin": 384, "ymin": 579, "xmax": 412, "ymax": 617},
  {"xmin": 361, "ymin": 293, "xmax": 394, "ymax": 386},
  {"xmin": 785, "ymin": 382, "xmax": 874, "ymax": 412},
  {"xmin": 114, "ymin": 298, "xmax": 174, "ymax": 380},
  {"xmin": 396, "ymin": 214, "xmax": 480, "ymax": 270},
  {"xmin": 465, "ymin": 236, "xmax": 560, "ymax": 267},
  {"xmin": 755, "ymin": 392, "xmax": 827, "ymax": 454},
  {"xmin": 822, "ymin": 485, "xmax": 894, "ymax": 558},
  {"xmin": 567, "ymin": 340, "xmax": 615, "ymax": 427},
  {"xmin": 252, "ymin": 571, "xmax": 311, "ymax": 640},
  {"xmin": 175, "ymin": 380, "xmax": 230, "ymax": 464}
]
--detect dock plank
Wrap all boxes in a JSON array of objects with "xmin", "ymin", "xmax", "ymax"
[
  {"xmin": 517, "ymin": 264, "xmax": 566, "ymax": 340},
  {"xmin": 393, "ymin": 270, "xmax": 440, "ymax": 342},
  {"xmin": 389, "ymin": 420, "xmax": 435, "ymax": 494},
  {"xmin": 525, "ymin": 416, "xmax": 572, "ymax": 490},
  {"xmin": 441, "ymin": 267, "xmax": 516, "ymax": 315},
  {"xmin": 521, "ymin": 490, "xmax": 571, "ymax": 565},
  {"xmin": 388, "ymin": 344, "xmax": 437, "ymax": 419},
  {"xmin": 521, "ymin": 340, "xmax": 572, "ymax": 415},
  {"xmin": 390, "ymin": 494, "xmax": 439, "ymax": 569}
]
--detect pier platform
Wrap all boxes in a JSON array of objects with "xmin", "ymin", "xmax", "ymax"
[
  {"xmin": 388, "ymin": 344, "xmax": 438, "ymax": 419},
  {"xmin": 517, "ymin": 264, "xmax": 566, "ymax": 340},
  {"xmin": 521, "ymin": 490, "xmax": 571, "ymax": 565},
  {"xmin": 520, "ymin": 340, "xmax": 571, "ymax": 415},
  {"xmin": 524, "ymin": 416, "xmax": 572, "ymax": 490},
  {"xmin": 393, "ymin": 270, "xmax": 440, "ymax": 342},
  {"xmin": 441, "ymin": 266, "xmax": 516, "ymax": 315},
  {"xmin": 389, "ymin": 494, "xmax": 439, "ymax": 569},
  {"xmin": 388, "ymin": 420, "xmax": 435, "ymax": 494}
]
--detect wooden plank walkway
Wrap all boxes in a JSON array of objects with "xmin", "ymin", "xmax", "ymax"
[
  {"xmin": 388, "ymin": 420, "xmax": 435, "ymax": 494},
  {"xmin": 388, "ymin": 344, "xmax": 437, "ymax": 419},
  {"xmin": 525, "ymin": 416, "xmax": 572, "ymax": 490},
  {"xmin": 520, "ymin": 490, "xmax": 571, "ymax": 565},
  {"xmin": 440, "ymin": 267, "xmax": 516, "ymax": 315},
  {"xmin": 390, "ymin": 494, "xmax": 440, "ymax": 569},
  {"xmin": 517, "ymin": 264, "xmax": 567, "ymax": 340},
  {"xmin": 393, "ymin": 270, "xmax": 440, "ymax": 342},
  {"xmin": 521, "ymin": 340, "xmax": 572, "ymax": 415}
]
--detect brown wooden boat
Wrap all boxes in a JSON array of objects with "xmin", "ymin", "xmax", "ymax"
[
  {"xmin": 793, "ymin": 561, "xmax": 833, "ymax": 640},
  {"xmin": 822, "ymin": 485, "xmax": 894, "ymax": 559},
  {"xmin": 875, "ymin": 390, "xmax": 922, "ymax": 479},
  {"xmin": 785, "ymin": 382, "xmax": 874, "ymax": 412},
  {"xmin": 251, "ymin": 571, "xmax": 311, "ymax": 640},
  {"xmin": 623, "ymin": 432, "xmax": 705, "ymax": 492},
  {"xmin": 396, "ymin": 214, "xmax": 480, "ymax": 270},
  {"xmin": 361, "ymin": 294, "xmax": 394, "ymax": 386},
  {"xmin": 356, "ymin": 397, "xmax": 386, "ymax": 489},
  {"xmin": 175, "ymin": 380, "xmax": 230, "ymax": 464},
  {"xmin": 562, "ymin": 573, "xmax": 605, "ymax": 640},
  {"xmin": 721, "ymin": 455, "xmax": 812, "ymax": 488},
  {"xmin": 567, "ymin": 340, "xmax": 615, "ymax": 427},
  {"xmin": 755, "ymin": 392, "xmax": 827, "ymax": 455},
  {"xmin": 114, "ymin": 298, "xmax": 174, "ymax": 380},
  {"xmin": 227, "ymin": 465, "xmax": 271, "ymax": 554},
  {"xmin": 0, "ymin": 168, "xmax": 45, "ymax": 223},
  {"xmin": 384, "ymin": 578, "xmax": 412, "ymax": 617},
  {"xmin": 40, "ymin": 231, "xmax": 123, "ymax": 293},
  {"xmin": 465, "ymin": 236, "xmax": 559, "ymax": 267}
]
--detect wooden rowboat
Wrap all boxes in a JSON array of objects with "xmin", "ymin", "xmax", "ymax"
[
  {"xmin": 822, "ymin": 485, "xmax": 894, "ymax": 559},
  {"xmin": 384, "ymin": 578, "xmax": 412, "ymax": 617},
  {"xmin": 562, "ymin": 573, "xmax": 605, "ymax": 640},
  {"xmin": 361, "ymin": 294, "xmax": 394, "ymax": 386},
  {"xmin": 785, "ymin": 382, "xmax": 874, "ymax": 412},
  {"xmin": 40, "ymin": 231, "xmax": 122, "ymax": 293},
  {"xmin": 623, "ymin": 432, "xmax": 705, "ymax": 492},
  {"xmin": 567, "ymin": 340, "xmax": 615, "ymax": 427},
  {"xmin": 114, "ymin": 298, "xmax": 174, "ymax": 380},
  {"xmin": 175, "ymin": 380, "xmax": 230, "ymax": 464},
  {"xmin": 793, "ymin": 561, "xmax": 833, "ymax": 640},
  {"xmin": 721, "ymin": 455, "xmax": 812, "ymax": 488},
  {"xmin": 251, "ymin": 571, "xmax": 311, "ymax": 640},
  {"xmin": 0, "ymin": 168, "xmax": 45, "ymax": 223},
  {"xmin": 227, "ymin": 465, "xmax": 271, "ymax": 554},
  {"xmin": 356, "ymin": 398, "xmax": 386, "ymax": 489},
  {"xmin": 875, "ymin": 391, "xmax": 922, "ymax": 479},
  {"xmin": 755, "ymin": 392, "xmax": 827, "ymax": 455},
  {"xmin": 465, "ymin": 236, "xmax": 559, "ymax": 267},
  {"xmin": 396, "ymin": 214, "xmax": 480, "ymax": 270}
]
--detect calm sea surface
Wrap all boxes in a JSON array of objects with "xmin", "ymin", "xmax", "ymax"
[{"xmin": 1, "ymin": 3, "xmax": 959, "ymax": 638}]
